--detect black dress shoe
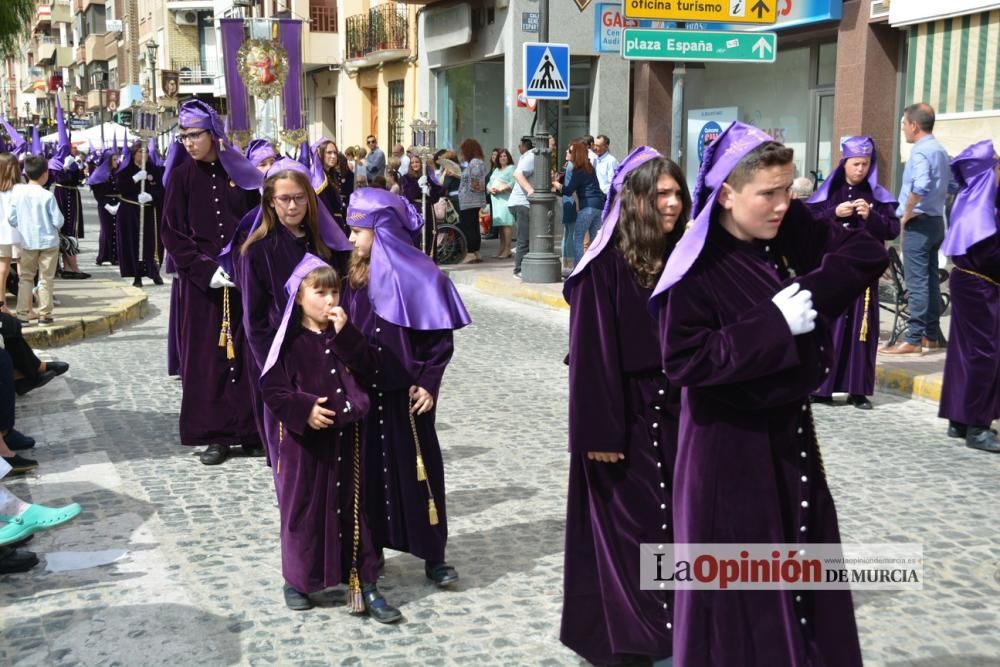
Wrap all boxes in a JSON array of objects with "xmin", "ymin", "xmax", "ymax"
[
  {"xmin": 46, "ymin": 361, "xmax": 69, "ymax": 377},
  {"xmin": 5, "ymin": 428, "xmax": 35, "ymax": 450},
  {"xmin": 361, "ymin": 584, "xmax": 402, "ymax": 623},
  {"xmin": 199, "ymin": 444, "xmax": 230, "ymax": 465},
  {"xmin": 966, "ymin": 427, "xmax": 1000, "ymax": 453},
  {"xmin": 0, "ymin": 547, "xmax": 40, "ymax": 574},
  {"xmin": 132, "ymin": 277, "xmax": 143, "ymax": 288},
  {"xmin": 14, "ymin": 370, "xmax": 57, "ymax": 396},
  {"xmin": 242, "ymin": 443, "xmax": 266, "ymax": 457},
  {"xmin": 152, "ymin": 275, "xmax": 164, "ymax": 285},
  {"xmin": 847, "ymin": 395, "xmax": 873, "ymax": 410},
  {"xmin": 425, "ymin": 561, "xmax": 459, "ymax": 587},
  {"xmin": 283, "ymin": 584, "xmax": 314, "ymax": 611},
  {"xmin": 2, "ymin": 454, "xmax": 38, "ymax": 475},
  {"xmin": 947, "ymin": 421, "xmax": 967, "ymax": 439}
]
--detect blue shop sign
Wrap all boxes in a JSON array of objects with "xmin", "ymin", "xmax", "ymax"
[
  {"xmin": 594, "ymin": 3, "xmax": 676, "ymax": 53},
  {"xmin": 686, "ymin": 0, "xmax": 842, "ymax": 32}
]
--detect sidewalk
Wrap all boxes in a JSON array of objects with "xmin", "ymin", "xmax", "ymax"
[{"xmin": 445, "ymin": 237, "xmax": 949, "ymax": 404}]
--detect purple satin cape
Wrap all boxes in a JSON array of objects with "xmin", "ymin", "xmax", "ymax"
[
  {"xmin": 260, "ymin": 253, "xmax": 330, "ymax": 378},
  {"xmin": 648, "ymin": 122, "xmax": 774, "ymax": 313},
  {"xmin": 808, "ymin": 135, "xmax": 897, "ymax": 206},
  {"xmin": 348, "ymin": 187, "xmax": 471, "ymax": 331},
  {"xmin": 942, "ymin": 139, "xmax": 999, "ymax": 257}
]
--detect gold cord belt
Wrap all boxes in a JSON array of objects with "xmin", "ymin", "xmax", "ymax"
[{"xmin": 955, "ymin": 266, "xmax": 1000, "ymax": 288}]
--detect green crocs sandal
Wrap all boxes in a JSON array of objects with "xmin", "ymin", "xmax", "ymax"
[{"xmin": 0, "ymin": 503, "xmax": 82, "ymax": 546}]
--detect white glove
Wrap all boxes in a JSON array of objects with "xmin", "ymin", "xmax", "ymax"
[
  {"xmin": 137, "ymin": 192, "xmax": 153, "ymax": 205},
  {"xmin": 62, "ymin": 156, "xmax": 76, "ymax": 169},
  {"xmin": 104, "ymin": 203, "xmax": 120, "ymax": 215},
  {"xmin": 417, "ymin": 175, "xmax": 428, "ymax": 189},
  {"xmin": 209, "ymin": 266, "xmax": 236, "ymax": 289},
  {"xmin": 132, "ymin": 169, "xmax": 148, "ymax": 183},
  {"xmin": 771, "ymin": 283, "xmax": 817, "ymax": 336},
  {"xmin": 420, "ymin": 184, "xmax": 430, "ymax": 196}
]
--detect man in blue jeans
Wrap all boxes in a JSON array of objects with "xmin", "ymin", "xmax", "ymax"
[{"xmin": 882, "ymin": 103, "xmax": 952, "ymax": 355}]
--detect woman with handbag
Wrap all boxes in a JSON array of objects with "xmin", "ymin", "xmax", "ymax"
[
  {"xmin": 487, "ymin": 148, "xmax": 516, "ymax": 259},
  {"xmin": 457, "ymin": 139, "xmax": 487, "ymax": 263},
  {"xmin": 342, "ymin": 187, "xmax": 470, "ymax": 587}
]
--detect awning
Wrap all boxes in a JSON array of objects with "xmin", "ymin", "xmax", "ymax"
[{"xmin": 890, "ymin": 0, "xmax": 1000, "ymax": 27}]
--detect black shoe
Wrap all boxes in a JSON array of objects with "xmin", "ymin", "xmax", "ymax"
[
  {"xmin": 2, "ymin": 455, "xmax": 38, "ymax": 475},
  {"xmin": 242, "ymin": 443, "xmax": 265, "ymax": 457},
  {"xmin": 847, "ymin": 394, "xmax": 873, "ymax": 410},
  {"xmin": 947, "ymin": 421, "xmax": 967, "ymax": 439},
  {"xmin": 152, "ymin": 275, "xmax": 164, "ymax": 285},
  {"xmin": 14, "ymin": 370, "xmax": 57, "ymax": 396},
  {"xmin": 45, "ymin": 361, "xmax": 69, "ymax": 377},
  {"xmin": 361, "ymin": 584, "xmax": 402, "ymax": 623},
  {"xmin": 5, "ymin": 429, "xmax": 35, "ymax": 451},
  {"xmin": 132, "ymin": 277, "xmax": 143, "ymax": 287},
  {"xmin": 425, "ymin": 561, "xmax": 459, "ymax": 587},
  {"xmin": 0, "ymin": 547, "xmax": 40, "ymax": 574},
  {"xmin": 199, "ymin": 444, "xmax": 230, "ymax": 465},
  {"xmin": 966, "ymin": 427, "xmax": 1000, "ymax": 453},
  {"xmin": 283, "ymin": 584, "xmax": 314, "ymax": 611}
]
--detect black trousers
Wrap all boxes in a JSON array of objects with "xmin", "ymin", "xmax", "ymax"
[
  {"xmin": 458, "ymin": 207, "xmax": 482, "ymax": 254},
  {"xmin": 0, "ymin": 313, "xmax": 41, "ymax": 382},
  {"xmin": 0, "ymin": 349, "xmax": 15, "ymax": 432}
]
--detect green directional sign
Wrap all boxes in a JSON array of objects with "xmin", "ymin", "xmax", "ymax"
[{"xmin": 621, "ymin": 28, "xmax": 777, "ymax": 63}]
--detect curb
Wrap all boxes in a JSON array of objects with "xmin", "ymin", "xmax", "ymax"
[
  {"xmin": 443, "ymin": 268, "xmax": 569, "ymax": 311},
  {"xmin": 874, "ymin": 364, "xmax": 943, "ymax": 404},
  {"xmin": 22, "ymin": 282, "xmax": 149, "ymax": 349}
]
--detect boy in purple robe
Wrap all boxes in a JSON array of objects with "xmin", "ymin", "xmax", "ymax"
[
  {"xmin": 115, "ymin": 142, "xmax": 164, "ymax": 287},
  {"xmin": 561, "ymin": 147, "xmax": 691, "ymax": 665},
  {"xmin": 806, "ymin": 136, "xmax": 901, "ymax": 409},
  {"xmin": 88, "ymin": 149, "xmax": 120, "ymax": 266},
  {"xmin": 938, "ymin": 140, "xmax": 1000, "ymax": 453},
  {"xmin": 160, "ymin": 100, "xmax": 265, "ymax": 466},
  {"xmin": 649, "ymin": 123, "xmax": 888, "ymax": 667},
  {"xmin": 341, "ymin": 188, "xmax": 470, "ymax": 585},
  {"xmin": 259, "ymin": 254, "xmax": 402, "ymax": 621}
]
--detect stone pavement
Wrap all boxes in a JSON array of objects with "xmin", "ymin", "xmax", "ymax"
[{"xmin": 1, "ymin": 217, "xmax": 998, "ymax": 666}]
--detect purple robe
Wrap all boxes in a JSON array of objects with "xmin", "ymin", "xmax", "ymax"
[
  {"xmin": 160, "ymin": 158, "xmax": 260, "ymax": 447},
  {"xmin": 562, "ymin": 248, "xmax": 677, "ymax": 664},
  {"xmin": 90, "ymin": 178, "xmax": 120, "ymax": 265},
  {"xmin": 316, "ymin": 180, "xmax": 348, "ymax": 236},
  {"xmin": 115, "ymin": 161, "xmax": 163, "ymax": 280},
  {"xmin": 399, "ymin": 173, "xmax": 443, "ymax": 257},
  {"xmin": 341, "ymin": 280, "xmax": 453, "ymax": 562},
  {"xmin": 261, "ymin": 321, "xmax": 380, "ymax": 592},
  {"xmin": 806, "ymin": 181, "xmax": 900, "ymax": 397},
  {"xmin": 53, "ymin": 166, "xmax": 85, "ymax": 239},
  {"xmin": 939, "ymin": 231, "xmax": 1000, "ymax": 428},
  {"xmin": 659, "ymin": 200, "xmax": 887, "ymax": 667}
]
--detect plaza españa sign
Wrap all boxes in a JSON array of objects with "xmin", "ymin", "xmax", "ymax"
[
  {"xmin": 621, "ymin": 28, "xmax": 777, "ymax": 63},
  {"xmin": 624, "ymin": 0, "xmax": 778, "ymax": 24}
]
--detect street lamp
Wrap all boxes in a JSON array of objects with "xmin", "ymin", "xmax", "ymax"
[{"xmin": 145, "ymin": 39, "xmax": 158, "ymax": 104}]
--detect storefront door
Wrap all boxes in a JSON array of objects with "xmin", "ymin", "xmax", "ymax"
[{"xmin": 807, "ymin": 87, "xmax": 835, "ymax": 188}]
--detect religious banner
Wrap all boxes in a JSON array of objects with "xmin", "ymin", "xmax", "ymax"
[
  {"xmin": 220, "ymin": 18, "xmax": 252, "ymax": 144},
  {"xmin": 73, "ymin": 98, "xmax": 86, "ymax": 117},
  {"xmin": 105, "ymin": 89, "xmax": 120, "ymax": 113},
  {"xmin": 278, "ymin": 19, "xmax": 305, "ymax": 147}
]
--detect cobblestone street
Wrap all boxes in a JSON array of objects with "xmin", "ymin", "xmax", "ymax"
[{"xmin": 2, "ymin": 205, "xmax": 999, "ymax": 666}]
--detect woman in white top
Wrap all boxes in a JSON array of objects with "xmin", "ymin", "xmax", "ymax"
[{"xmin": 0, "ymin": 153, "xmax": 24, "ymax": 312}]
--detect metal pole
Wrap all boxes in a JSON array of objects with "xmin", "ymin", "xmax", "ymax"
[
  {"xmin": 521, "ymin": 0, "xmax": 561, "ymax": 284},
  {"xmin": 671, "ymin": 64, "xmax": 685, "ymax": 165}
]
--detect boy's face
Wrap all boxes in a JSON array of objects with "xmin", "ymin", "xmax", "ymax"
[
  {"xmin": 298, "ymin": 283, "xmax": 340, "ymax": 327},
  {"xmin": 718, "ymin": 163, "xmax": 794, "ymax": 242},
  {"xmin": 844, "ymin": 157, "xmax": 871, "ymax": 186}
]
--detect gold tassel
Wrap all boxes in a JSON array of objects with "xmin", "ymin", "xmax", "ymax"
[
  {"xmin": 348, "ymin": 569, "xmax": 364, "ymax": 613},
  {"xmin": 276, "ymin": 423, "xmax": 283, "ymax": 474},
  {"xmin": 859, "ymin": 287, "xmax": 871, "ymax": 342},
  {"xmin": 348, "ymin": 424, "xmax": 365, "ymax": 612},
  {"xmin": 416, "ymin": 454, "xmax": 427, "ymax": 481},
  {"xmin": 218, "ymin": 329, "xmax": 228, "ymax": 347},
  {"xmin": 428, "ymin": 498, "xmax": 440, "ymax": 526},
  {"xmin": 226, "ymin": 338, "xmax": 235, "ymax": 360}
]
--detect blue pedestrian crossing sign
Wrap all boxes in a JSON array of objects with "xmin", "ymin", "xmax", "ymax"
[{"xmin": 523, "ymin": 42, "xmax": 570, "ymax": 100}]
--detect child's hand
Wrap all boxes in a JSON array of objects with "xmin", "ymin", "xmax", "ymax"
[
  {"xmin": 308, "ymin": 397, "xmax": 337, "ymax": 430},
  {"xmin": 329, "ymin": 306, "xmax": 348, "ymax": 333},
  {"xmin": 409, "ymin": 386, "xmax": 434, "ymax": 414}
]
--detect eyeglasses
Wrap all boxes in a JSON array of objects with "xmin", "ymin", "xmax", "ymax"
[
  {"xmin": 177, "ymin": 130, "xmax": 207, "ymax": 144},
  {"xmin": 367, "ymin": 139, "xmax": 377, "ymax": 145},
  {"xmin": 273, "ymin": 194, "xmax": 308, "ymax": 207}
]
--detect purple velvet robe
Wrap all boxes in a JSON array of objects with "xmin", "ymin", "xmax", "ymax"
[
  {"xmin": 316, "ymin": 182, "xmax": 348, "ymax": 237},
  {"xmin": 399, "ymin": 174, "xmax": 443, "ymax": 257},
  {"xmin": 939, "ymin": 230, "xmax": 1000, "ymax": 428},
  {"xmin": 660, "ymin": 200, "xmax": 887, "ymax": 667},
  {"xmin": 261, "ymin": 321, "xmax": 380, "ymax": 592},
  {"xmin": 562, "ymin": 248, "xmax": 677, "ymax": 665},
  {"xmin": 342, "ymin": 280, "xmax": 453, "ymax": 562},
  {"xmin": 90, "ymin": 178, "xmax": 119, "ymax": 265},
  {"xmin": 160, "ymin": 158, "xmax": 260, "ymax": 447},
  {"xmin": 115, "ymin": 161, "xmax": 163, "ymax": 280},
  {"xmin": 806, "ymin": 182, "xmax": 900, "ymax": 396},
  {"xmin": 53, "ymin": 167, "xmax": 84, "ymax": 239}
]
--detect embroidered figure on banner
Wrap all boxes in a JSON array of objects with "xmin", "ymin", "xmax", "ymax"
[{"xmin": 237, "ymin": 39, "xmax": 289, "ymax": 100}]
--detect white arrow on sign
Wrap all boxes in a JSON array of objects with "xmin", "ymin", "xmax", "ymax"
[{"xmin": 752, "ymin": 36, "xmax": 773, "ymax": 59}]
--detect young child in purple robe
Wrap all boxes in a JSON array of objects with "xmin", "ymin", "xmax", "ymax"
[{"xmin": 260, "ymin": 254, "xmax": 402, "ymax": 622}]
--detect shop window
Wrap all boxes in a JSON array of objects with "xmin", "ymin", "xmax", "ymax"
[
  {"xmin": 817, "ymin": 42, "xmax": 836, "ymax": 87},
  {"xmin": 388, "ymin": 80, "xmax": 404, "ymax": 149}
]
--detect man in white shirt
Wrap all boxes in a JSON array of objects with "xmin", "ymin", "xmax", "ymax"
[
  {"xmin": 508, "ymin": 137, "xmax": 535, "ymax": 277},
  {"xmin": 593, "ymin": 134, "xmax": 619, "ymax": 196}
]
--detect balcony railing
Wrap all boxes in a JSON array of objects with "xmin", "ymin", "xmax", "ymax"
[
  {"xmin": 346, "ymin": 3, "xmax": 408, "ymax": 61},
  {"xmin": 310, "ymin": 3, "xmax": 337, "ymax": 33},
  {"xmin": 172, "ymin": 59, "xmax": 217, "ymax": 86}
]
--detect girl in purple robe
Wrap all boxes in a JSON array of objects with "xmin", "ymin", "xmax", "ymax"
[
  {"xmin": 561, "ymin": 147, "xmax": 690, "ymax": 665},
  {"xmin": 259, "ymin": 254, "xmax": 403, "ymax": 621},
  {"xmin": 115, "ymin": 142, "xmax": 164, "ymax": 287},
  {"xmin": 938, "ymin": 139, "xmax": 1000, "ymax": 453},
  {"xmin": 341, "ymin": 188, "xmax": 470, "ymax": 585},
  {"xmin": 160, "ymin": 100, "xmax": 265, "ymax": 466},
  {"xmin": 650, "ymin": 123, "xmax": 888, "ymax": 667},
  {"xmin": 310, "ymin": 139, "xmax": 349, "ymax": 235},
  {"xmin": 88, "ymin": 149, "xmax": 120, "ymax": 266},
  {"xmin": 806, "ymin": 136, "xmax": 900, "ymax": 409}
]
